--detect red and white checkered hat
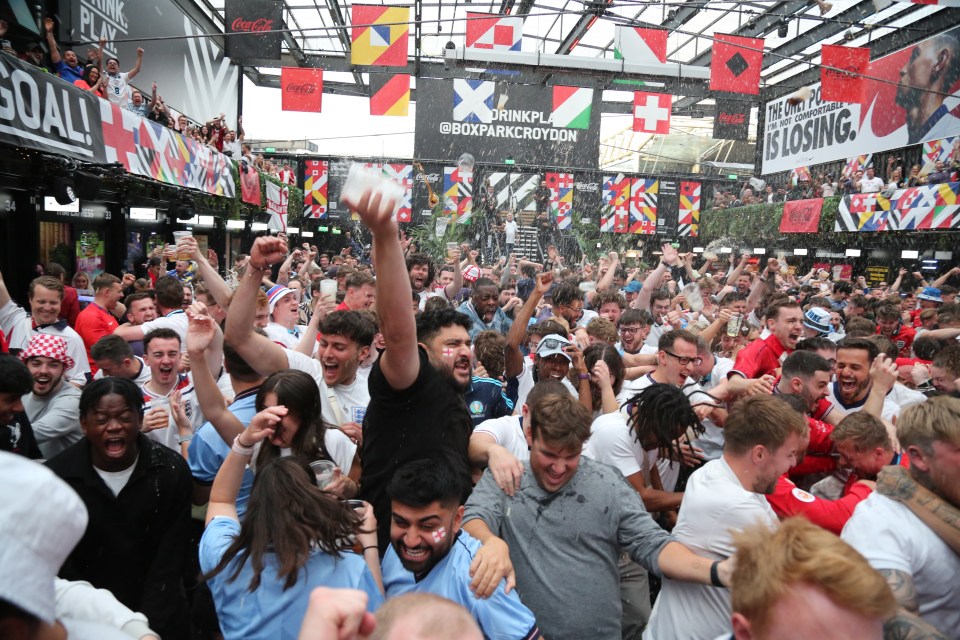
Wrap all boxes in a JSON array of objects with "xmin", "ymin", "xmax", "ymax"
[
  {"xmin": 18, "ymin": 334, "xmax": 75, "ymax": 371},
  {"xmin": 462, "ymin": 265, "xmax": 482, "ymax": 283}
]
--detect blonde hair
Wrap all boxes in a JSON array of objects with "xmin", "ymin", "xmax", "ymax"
[
  {"xmin": 723, "ymin": 395, "xmax": 808, "ymax": 456},
  {"xmin": 898, "ymin": 396, "xmax": 960, "ymax": 454},
  {"xmin": 731, "ymin": 518, "xmax": 896, "ymax": 635},
  {"xmin": 585, "ymin": 317, "xmax": 618, "ymax": 345},
  {"xmin": 832, "ymin": 412, "xmax": 891, "ymax": 452},
  {"xmin": 370, "ymin": 593, "xmax": 481, "ymax": 640}
]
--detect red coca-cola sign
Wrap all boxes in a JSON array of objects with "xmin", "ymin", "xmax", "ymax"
[
  {"xmin": 285, "ymin": 83, "xmax": 317, "ymax": 94},
  {"xmin": 231, "ymin": 17, "xmax": 274, "ymax": 33},
  {"xmin": 718, "ymin": 112, "xmax": 746, "ymax": 125}
]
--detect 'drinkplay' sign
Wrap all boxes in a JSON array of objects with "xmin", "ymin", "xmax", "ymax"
[
  {"xmin": 414, "ymin": 78, "xmax": 602, "ymax": 168},
  {"xmin": 0, "ymin": 55, "xmax": 235, "ymax": 197}
]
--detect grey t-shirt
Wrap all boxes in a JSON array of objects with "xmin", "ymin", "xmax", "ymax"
[{"xmin": 464, "ymin": 457, "xmax": 673, "ymax": 640}]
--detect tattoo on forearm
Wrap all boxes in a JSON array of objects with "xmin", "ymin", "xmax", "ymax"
[
  {"xmin": 883, "ymin": 612, "xmax": 949, "ymax": 640},
  {"xmin": 879, "ymin": 569, "xmax": 920, "ymax": 614}
]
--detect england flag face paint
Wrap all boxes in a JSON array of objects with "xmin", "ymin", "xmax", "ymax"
[{"xmin": 432, "ymin": 526, "xmax": 447, "ymax": 543}]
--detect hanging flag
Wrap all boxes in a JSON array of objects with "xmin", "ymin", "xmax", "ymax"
[
  {"xmin": 466, "ymin": 12, "xmax": 523, "ymax": 51},
  {"xmin": 443, "ymin": 167, "xmax": 474, "ymax": 222},
  {"xmin": 713, "ymin": 99, "xmax": 750, "ymax": 140},
  {"xmin": 545, "ymin": 172, "xmax": 574, "ymax": 230},
  {"xmin": 240, "ymin": 166, "xmax": 261, "ymax": 206},
  {"xmin": 224, "ymin": 0, "xmax": 283, "ymax": 61},
  {"xmin": 453, "ymin": 79, "xmax": 494, "ymax": 123},
  {"xmin": 281, "ymin": 67, "xmax": 323, "ymax": 112},
  {"xmin": 381, "ymin": 163, "xmax": 414, "ymax": 222},
  {"xmin": 552, "ymin": 86, "xmax": 593, "ymax": 129},
  {"xmin": 781, "ymin": 198, "xmax": 824, "ymax": 233},
  {"xmin": 633, "ymin": 91, "xmax": 672, "ymax": 134},
  {"xmin": 678, "ymin": 181, "xmax": 701, "ymax": 237},
  {"xmin": 629, "ymin": 178, "xmax": 658, "ymax": 234},
  {"xmin": 601, "ymin": 174, "xmax": 630, "ymax": 233},
  {"xmin": 351, "ymin": 5, "xmax": 409, "ymax": 67},
  {"xmin": 820, "ymin": 44, "xmax": 871, "ymax": 103},
  {"xmin": 710, "ymin": 34, "xmax": 764, "ymax": 95},
  {"xmin": 302, "ymin": 159, "xmax": 328, "ymax": 219},
  {"xmin": 613, "ymin": 26, "xmax": 667, "ymax": 63},
  {"xmin": 370, "ymin": 73, "xmax": 410, "ymax": 116},
  {"xmin": 266, "ymin": 181, "xmax": 289, "ymax": 232}
]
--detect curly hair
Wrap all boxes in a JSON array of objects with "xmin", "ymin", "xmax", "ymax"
[{"xmin": 624, "ymin": 384, "xmax": 703, "ymax": 466}]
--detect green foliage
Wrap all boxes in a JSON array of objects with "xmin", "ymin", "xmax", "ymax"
[
  {"xmin": 407, "ymin": 213, "xmax": 471, "ymax": 261},
  {"xmin": 699, "ymin": 197, "xmax": 841, "ymax": 246}
]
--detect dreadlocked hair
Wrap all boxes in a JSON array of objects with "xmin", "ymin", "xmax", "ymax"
[{"xmin": 626, "ymin": 384, "xmax": 704, "ymax": 468}]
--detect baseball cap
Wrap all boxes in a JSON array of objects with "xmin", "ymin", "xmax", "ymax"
[
  {"xmin": 265, "ymin": 284, "xmax": 295, "ymax": 313},
  {"xmin": 917, "ymin": 287, "xmax": 942, "ymax": 303},
  {"xmin": 802, "ymin": 307, "xmax": 832, "ymax": 335},
  {"xmin": 0, "ymin": 451, "xmax": 89, "ymax": 623},
  {"xmin": 536, "ymin": 335, "xmax": 573, "ymax": 362},
  {"xmin": 624, "ymin": 281, "xmax": 642, "ymax": 294}
]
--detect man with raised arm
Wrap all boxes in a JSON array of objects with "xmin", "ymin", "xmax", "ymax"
[{"xmin": 340, "ymin": 180, "xmax": 475, "ymax": 560}]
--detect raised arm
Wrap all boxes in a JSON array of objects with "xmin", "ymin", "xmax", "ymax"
[
  {"xmin": 127, "ymin": 47, "xmax": 143, "ymax": 80},
  {"xmin": 504, "ymin": 272, "xmax": 552, "ymax": 379},
  {"xmin": 178, "ymin": 236, "xmax": 232, "ymax": 311},
  {"xmin": 222, "ymin": 236, "xmax": 293, "ymax": 377},
  {"xmin": 0, "ymin": 267, "xmax": 12, "ymax": 309},
  {"xmin": 340, "ymin": 173, "xmax": 418, "ymax": 390},
  {"xmin": 932, "ymin": 267, "xmax": 959, "ymax": 289},
  {"xmin": 43, "ymin": 18, "xmax": 62, "ymax": 65},
  {"xmin": 444, "ymin": 253, "xmax": 464, "ymax": 301},
  {"xmin": 596, "ymin": 252, "xmax": 619, "ymax": 293},
  {"xmin": 745, "ymin": 260, "xmax": 776, "ymax": 316},
  {"xmin": 635, "ymin": 244, "xmax": 677, "ymax": 311},
  {"xmin": 186, "ymin": 304, "xmax": 242, "ymax": 445}
]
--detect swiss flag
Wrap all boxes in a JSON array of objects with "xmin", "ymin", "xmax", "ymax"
[
  {"xmin": 281, "ymin": 67, "xmax": 323, "ymax": 112},
  {"xmin": 633, "ymin": 92, "xmax": 672, "ymax": 134},
  {"xmin": 820, "ymin": 45, "xmax": 870, "ymax": 103},
  {"xmin": 710, "ymin": 34, "xmax": 764, "ymax": 95},
  {"xmin": 780, "ymin": 198, "xmax": 823, "ymax": 234}
]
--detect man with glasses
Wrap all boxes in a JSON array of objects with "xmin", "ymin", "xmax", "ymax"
[
  {"xmin": 616, "ymin": 309, "xmax": 656, "ymax": 357},
  {"xmin": 550, "ymin": 282, "xmax": 593, "ymax": 329}
]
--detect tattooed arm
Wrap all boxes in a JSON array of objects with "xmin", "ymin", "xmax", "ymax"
[{"xmin": 878, "ymin": 569, "xmax": 948, "ymax": 640}]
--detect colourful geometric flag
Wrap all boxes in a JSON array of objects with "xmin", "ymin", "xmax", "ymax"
[
  {"xmin": 601, "ymin": 174, "xmax": 630, "ymax": 233},
  {"xmin": 678, "ymin": 181, "xmax": 701, "ymax": 237},
  {"xmin": 546, "ymin": 172, "xmax": 574, "ymax": 230},
  {"xmin": 613, "ymin": 26, "xmax": 667, "ymax": 63},
  {"xmin": 351, "ymin": 5, "xmax": 409, "ymax": 67},
  {"xmin": 453, "ymin": 79, "xmax": 495, "ymax": 123},
  {"xmin": 633, "ymin": 92, "xmax": 672, "ymax": 134},
  {"xmin": 821, "ymin": 45, "xmax": 870, "ymax": 103},
  {"xmin": 281, "ymin": 67, "xmax": 323, "ymax": 112},
  {"xmin": 552, "ymin": 86, "xmax": 593, "ymax": 129},
  {"xmin": 629, "ymin": 178, "xmax": 658, "ymax": 234},
  {"xmin": 710, "ymin": 34, "xmax": 764, "ymax": 95},
  {"xmin": 381, "ymin": 163, "xmax": 414, "ymax": 222},
  {"xmin": 443, "ymin": 167, "xmax": 473, "ymax": 223},
  {"xmin": 466, "ymin": 12, "xmax": 523, "ymax": 51},
  {"xmin": 370, "ymin": 73, "xmax": 410, "ymax": 116},
  {"xmin": 302, "ymin": 159, "xmax": 328, "ymax": 218}
]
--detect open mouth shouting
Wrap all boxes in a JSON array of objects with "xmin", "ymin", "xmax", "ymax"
[{"xmin": 103, "ymin": 435, "xmax": 128, "ymax": 458}]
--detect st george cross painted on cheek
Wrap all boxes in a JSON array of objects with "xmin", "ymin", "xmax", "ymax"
[
  {"xmin": 432, "ymin": 526, "xmax": 447, "ymax": 543},
  {"xmin": 443, "ymin": 348, "xmax": 455, "ymax": 357}
]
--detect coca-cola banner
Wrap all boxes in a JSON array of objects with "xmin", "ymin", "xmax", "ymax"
[
  {"xmin": 761, "ymin": 24, "xmax": 960, "ymax": 175},
  {"xmin": 713, "ymin": 99, "xmax": 750, "ymax": 141},
  {"xmin": 62, "ymin": 0, "xmax": 239, "ymax": 125},
  {"xmin": 225, "ymin": 0, "xmax": 283, "ymax": 61},
  {"xmin": 0, "ymin": 54, "xmax": 236, "ymax": 198},
  {"xmin": 281, "ymin": 67, "xmax": 323, "ymax": 112}
]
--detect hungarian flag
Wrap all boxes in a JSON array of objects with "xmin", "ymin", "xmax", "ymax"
[
  {"xmin": 710, "ymin": 34, "xmax": 764, "ymax": 95},
  {"xmin": 633, "ymin": 92, "xmax": 672, "ymax": 134},
  {"xmin": 780, "ymin": 198, "xmax": 824, "ymax": 233},
  {"xmin": 281, "ymin": 67, "xmax": 322, "ymax": 112},
  {"xmin": 370, "ymin": 73, "xmax": 410, "ymax": 116},
  {"xmin": 821, "ymin": 44, "xmax": 870, "ymax": 103}
]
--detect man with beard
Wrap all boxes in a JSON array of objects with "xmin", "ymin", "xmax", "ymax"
[
  {"xmin": 729, "ymin": 300, "xmax": 805, "ymax": 381},
  {"xmin": 458, "ymin": 278, "xmax": 512, "ymax": 339},
  {"xmin": 408, "ymin": 252, "xmax": 462, "ymax": 310},
  {"xmin": 827, "ymin": 337, "xmax": 901, "ymax": 422},
  {"xmin": 381, "ymin": 459, "xmax": 541, "ymax": 639},
  {"xmin": 645, "ymin": 395, "xmax": 808, "ymax": 640},
  {"xmin": 19, "ymin": 334, "xmax": 82, "ymax": 458},
  {"xmin": 842, "ymin": 397, "xmax": 960, "ymax": 638},
  {"xmin": 895, "ymin": 30, "xmax": 960, "ymax": 144},
  {"xmin": 339, "ymin": 182, "xmax": 475, "ymax": 560},
  {"xmin": 832, "ymin": 412, "xmax": 909, "ymax": 495},
  {"xmin": 74, "ymin": 273, "xmax": 124, "ymax": 373}
]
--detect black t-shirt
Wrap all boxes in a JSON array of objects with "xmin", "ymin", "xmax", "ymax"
[
  {"xmin": 360, "ymin": 346, "xmax": 472, "ymax": 553},
  {"xmin": 0, "ymin": 412, "xmax": 42, "ymax": 459}
]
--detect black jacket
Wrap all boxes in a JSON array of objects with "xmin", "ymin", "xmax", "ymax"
[{"xmin": 46, "ymin": 433, "xmax": 193, "ymax": 638}]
